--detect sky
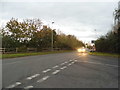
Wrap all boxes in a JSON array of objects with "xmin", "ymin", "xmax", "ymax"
[{"xmin": 0, "ymin": 0, "xmax": 119, "ymax": 43}]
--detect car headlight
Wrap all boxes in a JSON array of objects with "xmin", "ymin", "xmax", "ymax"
[
  {"xmin": 77, "ymin": 48, "xmax": 86, "ymax": 52},
  {"xmin": 77, "ymin": 49, "xmax": 82, "ymax": 52}
]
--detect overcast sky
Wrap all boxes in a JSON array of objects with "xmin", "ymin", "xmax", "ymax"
[{"xmin": 0, "ymin": 0, "xmax": 119, "ymax": 43}]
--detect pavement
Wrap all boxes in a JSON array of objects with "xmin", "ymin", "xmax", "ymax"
[{"xmin": 2, "ymin": 52, "xmax": 119, "ymax": 89}]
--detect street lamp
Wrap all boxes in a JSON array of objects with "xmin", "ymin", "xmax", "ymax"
[{"xmin": 51, "ymin": 22, "xmax": 54, "ymax": 51}]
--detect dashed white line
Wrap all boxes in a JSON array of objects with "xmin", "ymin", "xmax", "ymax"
[
  {"xmin": 52, "ymin": 70, "xmax": 60, "ymax": 75},
  {"xmin": 71, "ymin": 61, "xmax": 75, "ymax": 64},
  {"xmin": 24, "ymin": 86, "xmax": 33, "ymax": 89},
  {"xmin": 26, "ymin": 74, "xmax": 40, "ymax": 80},
  {"xmin": 52, "ymin": 65, "xmax": 59, "ymax": 69},
  {"xmin": 37, "ymin": 76, "xmax": 50, "ymax": 83},
  {"xmin": 74, "ymin": 60, "xmax": 77, "ymax": 62},
  {"xmin": 64, "ymin": 61, "xmax": 68, "ymax": 64},
  {"xmin": 69, "ymin": 60, "xmax": 73, "ymax": 61},
  {"xmin": 60, "ymin": 66, "xmax": 67, "ymax": 70},
  {"xmin": 68, "ymin": 63, "xmax": 72, "ymax": 66},
  {"xmin": 6, "ymin": 82, "xmax": 21, "ymax": 88},
  {"xmin": 42, "ymin": 69, "xmax": 51, "ymax": 73},
  {"xmin": 61, "ymin": 62, "xmax": 65, "ymax": 65}
]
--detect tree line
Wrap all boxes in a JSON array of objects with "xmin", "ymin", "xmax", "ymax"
[
  {"xmin": 95, "ymin": 6, "xmax": 120, "ymax": 54},
  {"xmin": 95, "ymin": 27, "xmax": 119, "ymax": 53},
  {"xmin": 1, "ymin": 18, "xmax": 84, "ymax": 52}
]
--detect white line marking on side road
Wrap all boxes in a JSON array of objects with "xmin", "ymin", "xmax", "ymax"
[
  {"xmin": 82, "ymin": 61, "xmax": 100, "ymax": 64},
  {"xmin": 42, "ymin": 69, "xmax": 51, "ymax": 73},
  {"xmin": 4, "ymin": 61, "xmax": 22, "ymax": 65},
  {"xmin": 24, "ymin": 86, "xmax": 33, "ymax": 89},
  {"xmin": 80, "ymin": 61, "xmax": 119, "ymax": 67},
  {"xmin": 37, "ymin": 76, "xmax": 50, "ymax": 83},
  {"xmin": 104, "ymin": 64, "xmax": 119, "ymax": 67},
  {"xmin": 6, "ymin": 82, "xmax": 21, "ymax": 88},
  {"xmin": 26, "ymin": 74, "xmax": 40, "ymax": 80},
  {"xmin": 52, "ymin": 70, "xmax": 60, "ymax": 75},
  {"xmin": 52, "ymin": 65, "xmax": 59, "ymax": 69},
  {"xmin": 80, "ymin": 61, "xmax": 104, "ymax": 65}
]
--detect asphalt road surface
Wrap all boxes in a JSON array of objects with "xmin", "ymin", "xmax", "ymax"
[{"xmin": 2, "ymin": 52, "xmax": 119, "ymax": 89}]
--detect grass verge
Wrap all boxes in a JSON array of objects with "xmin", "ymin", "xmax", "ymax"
[
  {"xmin": 1, "ymin": 50, "xmax": 73, "ymax": 59},
  {"xmin": 89, "ymin": 52, "xmax": 120, "ymax": 58}
]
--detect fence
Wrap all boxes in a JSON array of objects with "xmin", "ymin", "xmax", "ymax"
[
  {"xmin": 1, "ymin": 48, "xmax": 61, "ymax": 54},
  {"xmin": 0, "ymin": 48, "xmax": 5, "ymax": 54},
  {"xmin": 27, "ymin": 48, "xmax": 37, "ymax": 52}
]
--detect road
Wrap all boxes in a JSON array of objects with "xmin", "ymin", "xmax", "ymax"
[{"xmin": 2, "ymin": 52, "xmax": 118, "ymax": 89}]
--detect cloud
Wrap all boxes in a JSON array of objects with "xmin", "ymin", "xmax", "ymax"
[
  {"xmin": 0, "ymin": 1, "xmax": 118, "ymax": 42},
  {"xmin": 0, "ymin": 0, "xmax": 119, "ymax": 2}
]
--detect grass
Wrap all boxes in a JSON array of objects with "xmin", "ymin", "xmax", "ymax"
[
  {"xmin": 89, "ymin": 52, "xmax": 120, "ymax": 58},
  {"xmin": 0, "ymin": 54, "xmax": 2, "ymax": 59},
  {"xmin": 1, "ymin": 50, "xmax": 73, "ymax": 59}
]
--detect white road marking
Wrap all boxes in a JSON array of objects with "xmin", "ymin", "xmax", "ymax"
[
  {"xmin": 52, "ymin": 65, "xmax": 59, "ymax": 69},
  {"xmin": 4, "ymin": 61, "xmax": 22, "ymax": 65},
  {"xmin": 26, "ymin": 74, "xmax": 40, "ymax": 80},
  {"xmin": 52, "ymin": 70, "xmax": 60, "ymax": 75},
  {"xmin": 74, "ymin": 60, "xmax": 77, "ymax": 62},
  {"xmin": 61, "ymin": 62, "xmax": 65, "ymax": 65},
  {"xmin": 42, "ymin": 69, "xmax": 51, "ymax": 73},
  {"xmin": 69, "ymin": 60, "xmax": 73, "ymax": 61},
  {"xmin": 82, "ymin": 61, "xmax": 102, "ymax": 64},
  {"xmin": 60, "ymin": 66, "xmax": 67, "ymax": 70},
  {"xmin": 80, "ymin": 61, "xmax": 119, "ymax": 67},
  {"xmin": 24, "ymin": 86, "xmax": 33, "ymax": 89},
  {"xmin": 104, "ymin": 64, "xmax": 119, "ymax": 67},
  {"xmin": 6, "ymin": 82, "xmax": 21, "ymax": 88},
  {"xmin": 64, "ymin": 61, "xmax": 68, "ymax": 64},
  {"xmin": 71, "ymin": 62, "xmax": 75, "ymax": 64},
  {"xmin": 68, "ymin": 63, "xmax": 72, "ymax": 66},
  {"xmin": 37, "ymin": 76, "xmax": 50, "ymax": 83},
  {"xmin": 84, "ymin": 61, "xmax": 101, "ymax": 64}
]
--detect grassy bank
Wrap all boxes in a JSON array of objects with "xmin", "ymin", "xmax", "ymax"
[
  {"xmin": 89, "ymin": 52, "xmax": 119, "ymax": 58},
  {"xmin": 1, "ymin": 50, "xmax": 73, "ymax": 59}
]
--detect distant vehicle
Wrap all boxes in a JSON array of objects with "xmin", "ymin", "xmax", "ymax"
[
  {"xmin": 77, "ymin": 47, "xmax": 86, "ymax": 53},
  {"xmin": 89, "ymin": 48, "xmax": 96, "ymax": 52}
]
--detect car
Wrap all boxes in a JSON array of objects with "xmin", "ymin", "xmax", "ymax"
[
  {"xmin": 89, "ymin": 49, "xmax": 95, "ymax": 52},
  {"xmin": 77, "ymin": 48, "xmax": 86, "ymax": 53}
]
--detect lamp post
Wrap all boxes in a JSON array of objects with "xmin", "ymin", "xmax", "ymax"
[
  {"xmin": 51, "ymin": 22, "xmax": 54, "ymax": 51},
  {"xmin": 93, "ymin": 29, "xmax": 97, "ymax": 52}
]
